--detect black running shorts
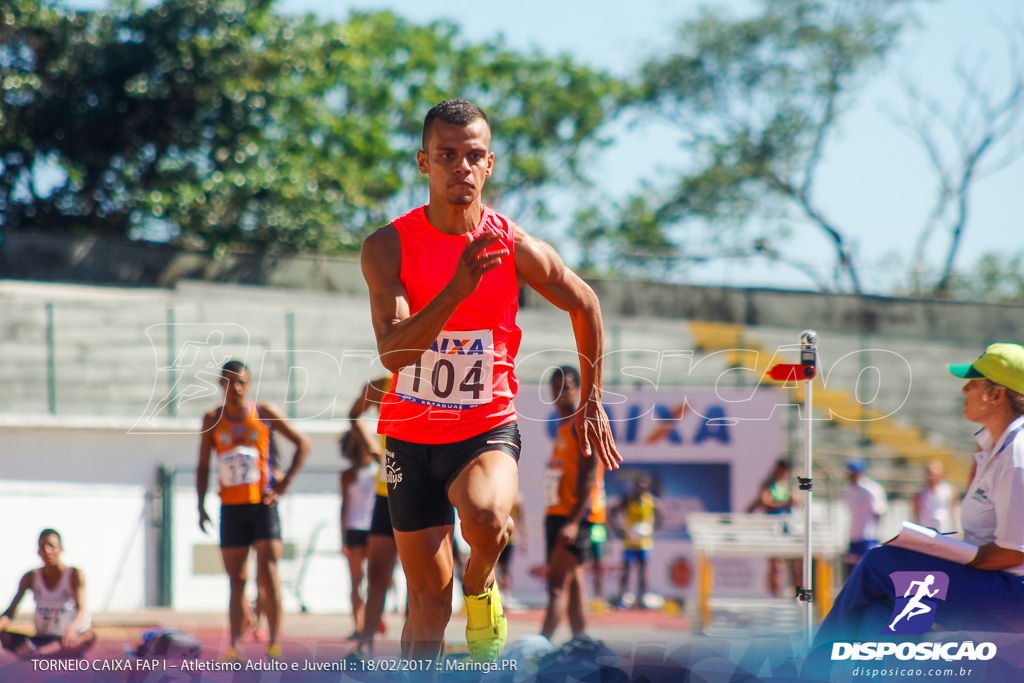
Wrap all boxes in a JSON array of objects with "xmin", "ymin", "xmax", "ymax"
[
  {"xmin": 219, "ymin": 502, "xmax": 282, "ymax": 548},
  {"xmin": 369, "ymin": 494, "xmax": 394, "ymax": 537},
  {"xmin": 344, "ymin": 529, "xmax": 370, "ymax": 549},
  {"xmin": 385, "ymin": 422, "xmax": 521, "ymax": 533}
]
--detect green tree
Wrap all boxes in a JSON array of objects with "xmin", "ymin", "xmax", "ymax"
[
  {"xmin": 588, "ymin": 0, "xmax": 920, "ymax": 291},
  {"xmin": 945, "ymin": 251, "xmax": 1024, "ymax": 302},
  {"xmin": 0, "ymin": 1, "xmax": 620, "ymax": 254}
]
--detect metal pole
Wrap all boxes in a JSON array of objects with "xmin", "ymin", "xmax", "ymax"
[
  {"xmin": 158, "ymin": 466, "xmax": 175, "ymax": 607},
  {"xmin": 46, "ymin": 302, "xmax": 56, "ymax": 415},
  {"xmin": 859, "ymin": 332, "xmax": 869, "ymax": 446},
  {"xmin": 799, "ymin": 329, "xmax": 818, "ymax": 652},
  {"xmin": 286, "ymin": 311, "xmax": 297, "ymax": 419},
  {"xmin": 167, "ymin": 307, "xmax": 177, "ymax": 418},
  {"xmin": 803, "ymin": 373, "xmax": 814, "ymax": 651},
  {"xmin": 736, "ymin": 331, "xmax": 746, "ymax": 388}
]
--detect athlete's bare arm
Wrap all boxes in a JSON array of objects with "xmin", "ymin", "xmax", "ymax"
[
  {"xmin": 360, "ymin": 224, "xmax": 507, "ymax": 373},
  {"xmin": 559, "ymin": 427, "xmax": 600, "ymax": 545},
  {"xmin": 514, "ymin": 225, "xmax": 622, "ymax": 471},
  {"xmin": 196, "ymin": 410, "xmax": 218, "ymax": 533},
  {"xmin": 63, "ymin": 568, "xmax": 89, "ymax": 649},
  {"xmin": 348, "ymin": 379, "xmax": 386, "ymax": 461},
  {"xmin": 0, "ymin": 572, "xmax": 32, "ymax": 630},
  {"xmin": 256, "ymin": 402, "xmax": 312, "ymax": 506},
  {"xmin": 349, "ymin": 378, "xmax": 387, "ymax": 421}
]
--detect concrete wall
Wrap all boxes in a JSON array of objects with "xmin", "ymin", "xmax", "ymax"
[
  {"xmin": 3, "ymin": 231, "xmax": 1022, "ymax": 344},
  {"xmin": 581, "ymin": 280, "xmax": 1024, "ymax": 346},
  {"xmin": 1, "ymin": 237, "xmax": 1017, "ymax": 613},
  {"xmin": 0, "ymin": 276, "xmax": 994, "ymax": 478},
  {"xmin": 0, "ymin": 422, "xmax": 351, "ymax": 612},
  {"xmin": 0, "ymin": 232, "xmax": 365, "ymax": 293}
]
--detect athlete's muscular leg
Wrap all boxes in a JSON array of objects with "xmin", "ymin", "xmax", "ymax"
[
  {"xmin": 221, "ymin": 547, "xmax": 251, "ymax": 649},
  {"xmin": 448, "ymin": 450, "xmax": 519, "ymax": 595},
  {"xmin": 253, "ymin": 539, "xmax": 283, "ymax": 645},
  {"xmin": 393, "ymin": 525, "xmax": 455, "ymax": 659}
]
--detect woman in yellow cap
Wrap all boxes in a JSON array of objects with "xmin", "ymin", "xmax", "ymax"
[{"xmin": 812, "ymin": 343, "xmax": 1024, "ymax": 648}]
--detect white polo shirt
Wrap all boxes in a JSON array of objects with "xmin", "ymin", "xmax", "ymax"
[
  {"xmin": 961, "ymin": 416, "xmax": 1024, "ymax": 575},
  {"xmin": 845, "ymin": 476, "xmax": 888, "ymax": 543}
]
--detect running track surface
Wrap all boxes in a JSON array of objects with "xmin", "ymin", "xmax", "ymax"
[{"xmin": 0, "ymin": 606, "xmax": 699, "ymax": 682}]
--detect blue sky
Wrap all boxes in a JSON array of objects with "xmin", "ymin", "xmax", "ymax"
[
  {"xmin": 272, "ymin": 0, "xmax": 1024, "ymax": 294},
  {"xmin": 66, "ymin": 0, "xmax": 1024, "ymax": 293}
]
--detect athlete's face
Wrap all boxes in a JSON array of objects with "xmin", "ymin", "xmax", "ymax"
[
  {"xmin": 550, "ymin": 373, "xmax": 579, "ymax": 413},
  {"xmin": 221, "ymin": 369, "xmax": 249, "ymax": 407},
  {"xmin": 417, "ymin": 118, "xmax": 493, "ymax": 207},
  {"xmin": 38, "ymin": 534, "xmax": 61, "ymax": 566}
]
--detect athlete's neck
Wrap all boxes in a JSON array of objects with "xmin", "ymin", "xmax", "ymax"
[
  {"xmin": 40, "ymin": 563, "xmax": 65, "ymax": 582},
  {"xmin": 423, "ymin": 201, "xmax": 483, "ymax": 236},
  {"xmin": 224, "ymin": 401, "xmax": 248, "ymax": 419}
]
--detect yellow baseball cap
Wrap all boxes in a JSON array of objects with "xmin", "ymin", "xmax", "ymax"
[{"xmin": 948, "ymin": 343, "xmax": 1024, "ymax": 395}]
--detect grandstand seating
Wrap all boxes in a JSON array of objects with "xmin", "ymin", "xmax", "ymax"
[
  {"xmin": 686, "ymin": 320, "xmax": 976, "ymax": 497},
  {"xmin": 0, "ymin": 280, "xmax": 983, "ymax": 499}
]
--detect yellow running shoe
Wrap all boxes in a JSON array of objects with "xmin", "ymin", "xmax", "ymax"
[
  {"xmin": 464, "ymin": 583, "xmax": 507, "ymax": 663},
  {"xmin": 267, "ymin": 643, "xmax": 282, "ymax": 659},
  {"xmin": 221, "ymin": 647, "xmax": 242, "ymax": 663}
]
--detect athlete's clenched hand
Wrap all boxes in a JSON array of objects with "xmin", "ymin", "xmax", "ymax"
[{"xmin": 447, "ymin": 229, "xmax": 508, "ymax": 301}]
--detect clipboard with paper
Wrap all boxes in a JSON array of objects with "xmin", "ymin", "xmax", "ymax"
[{"xmin": 884, "ymin": 521, "xmax": 978, "ymax": 565}]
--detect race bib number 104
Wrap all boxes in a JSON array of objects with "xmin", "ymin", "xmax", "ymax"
[{"xmin": 394, "ymin": 330, "xmax": 494, "ymax": 409}]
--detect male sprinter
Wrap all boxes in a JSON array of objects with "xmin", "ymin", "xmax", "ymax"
[
  {"xmin": 197, "ymin": 360, "xmax": 311, "ymax": 660},
  {"xmin": 361, "ymin": 99, "xmax": 622, "ymax": 662}
]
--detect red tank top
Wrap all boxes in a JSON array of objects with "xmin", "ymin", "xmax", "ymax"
[{"xmin": 379, "ymin": 205, "xmax": 521, "ymax": 443}]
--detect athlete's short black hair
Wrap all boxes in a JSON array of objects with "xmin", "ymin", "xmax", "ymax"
[
  {"xmin": 221, "ymin": 360, "xmax": 248, "ymax": 378},
  {"xmin": 422, "ymin": 99, "xmax": 489, "ymax": 150},
  {"xmin": 549, "ymin": 365, "xmax": 581, "ymax": 388},
  {"xmin": 39, "ymin": 528, "xmax": 61, "ymax": 545}
]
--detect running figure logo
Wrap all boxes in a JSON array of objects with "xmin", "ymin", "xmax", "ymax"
[
  {"xmin": 132, "ymin": 323, "xmax": 251, "ymax": 433},
  {"xmin": 886, "ymin": 571, "xmax": 949, "ymax": 634}
]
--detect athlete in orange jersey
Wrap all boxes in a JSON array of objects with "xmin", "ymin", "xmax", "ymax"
[
  {"xmin": 196, "ymin": 360, "xmax": 311, "ymax": 661},
  {"xmin": 541, "ymin": 365, "xmax": 606, "ymax": 642},
  {"xmin": 361, "ymin": 99, "xmax": 622, "ymax": 663}
]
